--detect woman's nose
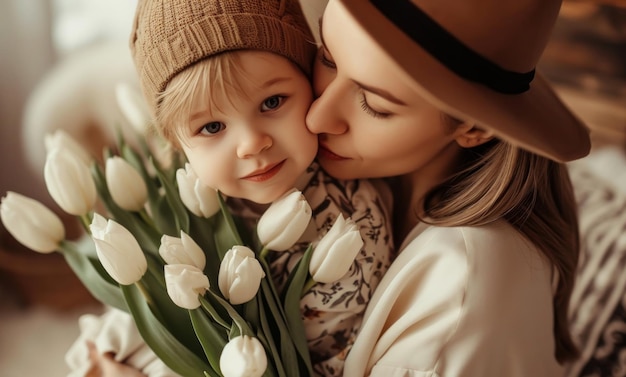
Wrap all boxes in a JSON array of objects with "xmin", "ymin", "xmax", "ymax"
[
  {"xmin": 306, "ymin": 80, "xmax": 349, "ymax": 136},
  {"xmin": 236, "ymin": 128, "xmax": 272, "ymax": 158}
]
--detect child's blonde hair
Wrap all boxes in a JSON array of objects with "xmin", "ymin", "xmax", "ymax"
[
  {"xmin": 155, "ymin": 52, "xmax": 250, "ymax": 145},
  {"xmin": 130, "ymin": 0, "xmax": 317, "ymax": 121}
]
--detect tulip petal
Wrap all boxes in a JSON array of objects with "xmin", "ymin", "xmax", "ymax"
[
  {"xmin": 219, "ymin": 246, "xmax": 265, "ymax": 305},
  {"xmin": 44, "ymin": 149, "xmax": 97, "ymax": 216},
  {"xmin": 220, "ymin": 336, "xmax": 267, "ymax": 377},
  {"xmin": 106, "ymin": 156, "xmax": 148, "ymax": 212},
  {"xmin": 311, "ymin": 232, "xmax": 364, "ymax": 283},
  {"xmin": 0, "ymin": 192, "xmax": 65, "ymax": 253},
  {"xmin": 93, "ymin": 239, "xmax": 146, "ymax": 285},
  {"xmin": 257, "ymin": 190, "xmax": 312, "ymax": 251},
  {"xmin": 115, "ymin": 82, "xmax": 151, "ymax": 134},
  {"xmin": 159, "ymin": 232, "xmax": 206, "ymax": 270},
  {"xmin": 165, "ymin": 264, "xmax": 210, "ymax": 309},
  {"xmin": 309, "ymin": 215, "xmax": 364, "ymax": 283},
  {"xmin": 44, "ymin": 130, "xmax": 91, "ymax": 166},
  {"xmin": 176, "ymin": 163, "xmax": 220, "ymax": 219},
  {"xmin": 90, "ymin": 214, "xmax": 147, "ymax": 285}
]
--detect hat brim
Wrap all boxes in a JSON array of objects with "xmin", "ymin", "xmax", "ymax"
[{"xmin": 338, "ymin": 0, "xmax": 591, "ymax": 162}]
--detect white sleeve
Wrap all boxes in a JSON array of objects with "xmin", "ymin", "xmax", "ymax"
[{"xmin": 65, "ymin": 307, "xmax": 179, "ymax": 377}]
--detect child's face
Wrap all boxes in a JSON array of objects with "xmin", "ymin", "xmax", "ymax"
[{"xmin": 178, "ymin": 51, "xmax": 318, "ymax": 204}]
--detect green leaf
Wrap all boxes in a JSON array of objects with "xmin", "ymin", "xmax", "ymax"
[
  {"xmin": 258, "ymin": 286, "xmax": 287, "ymax": 377},
  {"xmin": 59, "ymin": 240, "xmax": 128, "ymax": 312},
  {"xmin": 206, "ymin": 290, "xmax": 253, "ymax": 337},
  {"xmin": 281, "ymin": 245, "xmax": 314, "ymax": 375},
  {"xmin": 189, "ymin": 215, "xmax": 221, "ymax": 288},
  {"xmin": 189, "ymin": 308, "xmax": 227, "ymax": 375},
  {"xmin": 259, "ymin": 278, "xmax": 300, "ymax": 377},
  {"xmin": 121, "ymin": 284, "xmax": 211, "ymax": 377},
  {"xmin": 212, "ymin": 214, "xmax": 239, "ymax": 261},
  {"xmin": 139, "ymin": 255, "xmax": 207, "ymax": 359},
  {"xmin": 152, "ymin": 157, "xmax": 190, "ymax": 233},
  {"xmin": 121, "ymin": 143, "xmax": 160, "ymax": 204},
  {"xmin": 199, "ymin": 294, "xmax": 231, "ymax": 331},
  {"xmin": 216, "ymin": 193, "xmax": 243, "ymax": 245},
  {"xmin": 150, "ymin": 194, "xmax": 179, "ymax": 236},
  {"xmin": 90, "ymin": 162, "xmax": 161, "ymax": 254}
]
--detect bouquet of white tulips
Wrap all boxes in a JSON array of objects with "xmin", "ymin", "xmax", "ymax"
[{"xmin": 0, "ymin": 88, "xmax": 364, "ymax": 377}]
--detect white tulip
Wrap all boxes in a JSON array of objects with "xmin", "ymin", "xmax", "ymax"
[
  {"xmin": 44, "ymin": 129, "xmax": 91, "ymax": 166},
  {"xmin": 44, "ymin": 148, "xmax": 97, "ymax": 216},
  {"xmin": 159, "ymin": 231, "xmax": 206, "ymax": 270},
  {"xmin": 256, "ymin": 189, "xmax": 311, "ymax": 251},
  {"xmin": 90, "ymin": 213, "xmax": 147, "ymax": 285},
  {"xmin": 309, "ymin": 214, "xmax": 364, "ymax": 283},
  {"xmin": 219, "ymin": 335, "xmax": 267, "ymax": 377},
  {"xmin": 176, "ymin": 163, "xmax": 220, "ymax": 218},
  {"xmin": 115, "ymin": 82, "xmax": 152, "ymax": 134},
  {"xmin": 0, "ymin": 192, "xmax": 65, "ymax": 253},
  {"xmin": 218, "ymin": 246, "xmax": 265, "ymax": 305},
  {"xmin": 105, "ymin": 156, "xmax": 148, "ymax": 212},
  {"xmin": 164, "ymin": 264, "xmax": 210, "ymax": 310}
]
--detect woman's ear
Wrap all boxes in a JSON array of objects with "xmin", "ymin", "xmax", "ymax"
[{"xmin": 454, "ymin": 123, "xmax": 495, "ymax": 148}]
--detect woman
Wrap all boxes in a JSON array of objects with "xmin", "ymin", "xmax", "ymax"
[
  {"xmin": 76, "ymin": 0, "xmax": 592, "ymax": 375},
  {"xmin": 304, "ymin": 0, "xmax": 590, "ymax": 375}
]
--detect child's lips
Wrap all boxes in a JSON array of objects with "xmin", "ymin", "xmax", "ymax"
[
  {"xmin": 318, "ymin": 145, "xmax": 348, "ymax": 160},
  {"xmin": 242, "ymin": 160, "xmax": 285, "ymax": 182}
]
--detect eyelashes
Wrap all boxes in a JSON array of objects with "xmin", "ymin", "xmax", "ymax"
[
  {"xmin": 318, "ymin": 47, "xmax": 390, "ymax": 119},
  {"xmin": 318, "ymin": 49, "xmax": 336, "ymax": 69},
  {"xmin": 360, "ymin": 93, "xmax": 390, "ymax": 119}
]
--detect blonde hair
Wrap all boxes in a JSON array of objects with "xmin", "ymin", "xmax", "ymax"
[
  {"xmin": 154, "ymin": 52, "xmax": 254, "ymax": 146},
  {"xmin": 425, "ymin": 119, "xmax": 580, "ymax": 363}
]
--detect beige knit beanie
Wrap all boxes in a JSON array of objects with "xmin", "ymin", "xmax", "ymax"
[{"xmin": 130, "ymin": 0, "xmax": 317, "ymax": 115}]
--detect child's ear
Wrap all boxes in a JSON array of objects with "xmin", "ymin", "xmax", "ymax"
[{"xmin": 454, "ymin": 123, "xmax": 495, "ymax": 148}]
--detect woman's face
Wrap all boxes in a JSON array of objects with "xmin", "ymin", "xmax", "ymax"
[{"xmin": 306, "ymin": 0, "xmax": 463, "ymax": 181}]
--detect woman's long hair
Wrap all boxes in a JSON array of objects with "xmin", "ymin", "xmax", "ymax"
[{"xmin": 424, "ymin": 124, "xmax": 580, "ymax": 363}]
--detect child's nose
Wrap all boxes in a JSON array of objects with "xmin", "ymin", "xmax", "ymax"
[{"xmin": 236, "ymin": 129, "xmax": 272, "ymax": 158}]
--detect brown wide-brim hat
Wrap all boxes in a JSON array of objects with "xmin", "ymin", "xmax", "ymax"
[{"xmin": 336, "ymin": 0, "xmax": 591, "ymax": 162}]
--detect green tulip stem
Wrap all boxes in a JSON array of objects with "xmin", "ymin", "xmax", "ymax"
[
  {"xmin": 138, "ymin": 208, "xmax": 157, "ymax": 230},
  {"xmin": 301, "ymin": 276, "xmax": 316, "ymax": 298},
  {"xmin": 79, "ymin": 213, "xmax": 93, "ymax": 234},
  {"xmin": 135, "ymin": 279, "xmax": 156, "ymax": 308},
  {"xmin": 134, "ymin": 279, "xmax": 168, "ymax": 324},
  {"xmin": 259, "ymin": 246, "xmax": 270, "ymax": 260}
]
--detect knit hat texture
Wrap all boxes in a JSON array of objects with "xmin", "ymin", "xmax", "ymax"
[{"xmin": 130, "ymin": 0, "xmax": 317, "ymax": 115}]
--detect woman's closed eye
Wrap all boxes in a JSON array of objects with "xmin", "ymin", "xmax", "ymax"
[
  {"xmin": 199, "ymin": 121, "xmax": 226, "ymax": 136},
  {"xmin": 261, "ymin": 95, "xmax": 286, "ymax": 112},
  {"xmin": 318, "ymin": 48, "xmax": 336, "ymax": 69},
  {"xmin": 359, "ymin": 92, "xmax": 391, "ymax": 119}
]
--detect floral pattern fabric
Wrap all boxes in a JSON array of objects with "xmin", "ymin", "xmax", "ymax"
[{"xmin": 229, "ymin": 161, "xmax": 394, "ymax": 376}]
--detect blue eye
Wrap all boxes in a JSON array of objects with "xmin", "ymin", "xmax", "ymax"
[
  {"xmin": 261, "ymin": 95, "xmax": 285, "ymax": 112},
  {"xmin": 200, "ymin": 121, "xmax": 225, "ymax": 135}
]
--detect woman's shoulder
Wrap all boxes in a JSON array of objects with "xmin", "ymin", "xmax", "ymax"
[
  {"xmin": 398, "ymin": 221, "xmax": 550, "ymax": 286},
  {"xmin": 403, "ymin": 220, "xmax": 540, "ymax": 258}
]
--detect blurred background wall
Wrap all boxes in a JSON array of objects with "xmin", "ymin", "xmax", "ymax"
[{"xmin": 0, "ymin": 0, "xmax": 55, "ymax": 206}]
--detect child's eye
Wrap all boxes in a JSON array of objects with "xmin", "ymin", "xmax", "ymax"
[
  {"xmin": 261, "ymin": 95, "xmax": 285, "ymax": 112},
  {"xmin": 199, "ymin": 121, "xmax": 225, "ymax": 135}
]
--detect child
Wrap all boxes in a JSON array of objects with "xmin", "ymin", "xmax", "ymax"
[{"xmin": 66, "ymin": 0, "xmax": 393, "ymax": 376}]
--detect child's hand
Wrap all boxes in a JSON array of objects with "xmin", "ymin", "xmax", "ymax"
[{"xmin": 85, "ymin": 341, "xmax": 147, "ymax": 377}]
